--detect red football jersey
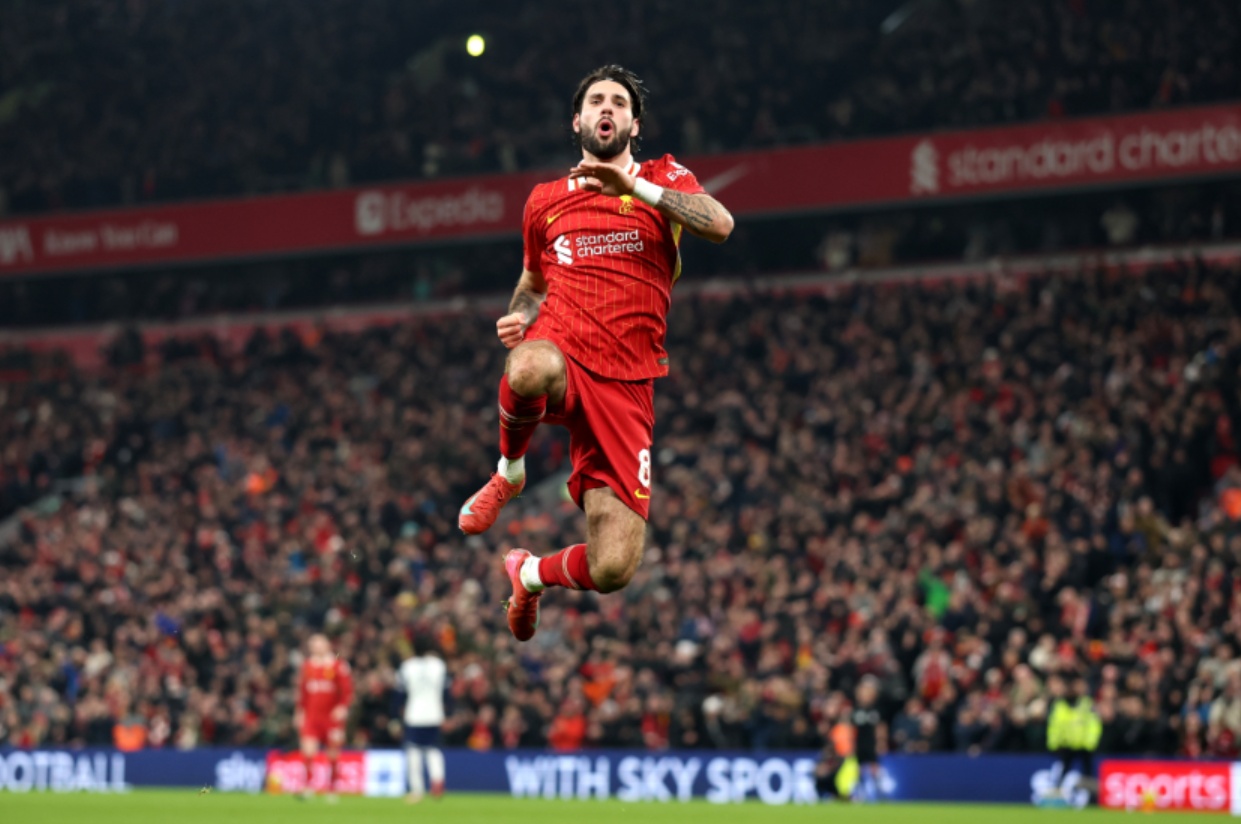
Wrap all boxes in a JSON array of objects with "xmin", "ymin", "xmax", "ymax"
[
  {"xmin": 297, "ymin": 658, "xmax": 353, "ymax": 719},
  {"xmin": 522, "ymin": 153, "xmax": 706, "ymax": 380}
]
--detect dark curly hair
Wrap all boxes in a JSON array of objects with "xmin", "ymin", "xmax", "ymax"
[{"xmin": 571, "ymin": 65, "xmax": 648, "ymax": 150}]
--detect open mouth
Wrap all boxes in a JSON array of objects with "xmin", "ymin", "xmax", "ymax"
[{"xmin": 597, "ymin": 120, "xmax": 615, "ymax": 139}]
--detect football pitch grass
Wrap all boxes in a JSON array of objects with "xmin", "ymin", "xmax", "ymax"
[{"xmin": 0, "ymin": 791, "xmax": 1214, "ymax": 824}]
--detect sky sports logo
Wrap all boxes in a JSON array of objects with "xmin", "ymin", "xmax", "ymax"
[
  {"xmin": 1100, "ymin": 760, "xmax": 1241, "ymax": 813},
  {"xmin": 504, "ymin": 754, "xmax": 819, "ymax": 804}
]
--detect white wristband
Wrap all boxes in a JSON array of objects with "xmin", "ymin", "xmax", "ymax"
[{"xmin": 632, "ymin": 177, "xmax": 665, "ymax": 207}]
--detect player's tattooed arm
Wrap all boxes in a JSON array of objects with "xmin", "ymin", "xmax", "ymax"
[
  {"xmin": 509, "ymin": 268, "xmax": 546, "ymax": 317},
  {"xmin": 569, "ymin": 161, "xmax": 734, "ymax": 243},
  {"xmin": 498, "ymin": 268, "xmax": 547, "ymax": 348},
  {"xmin": 656, "ymin": 191, "xmax": 735, "ymax": 244}
]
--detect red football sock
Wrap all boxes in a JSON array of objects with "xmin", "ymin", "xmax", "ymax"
[
  {"xmin": 327, "ymin": 755, "xmax": 338, "ymax": 792},
  {"xmin": 498, "ymin": 374, "xmax": 546, "ymax": 459},
  {"xmin": 302, "ymin": 754, "xmax": 315, "ymax": 791},
  {"xmin": 537, "ymin": 543, "xmax": 598, "ymax": 591}
]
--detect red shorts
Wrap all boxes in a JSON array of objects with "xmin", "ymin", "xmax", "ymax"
[
  {"xmin": 299, "ymin": 716, "xmax": 345, "ymax": 747},
  {"xmin": 544, "ymin": 354, "xmax": 655, "ymax": 519}
]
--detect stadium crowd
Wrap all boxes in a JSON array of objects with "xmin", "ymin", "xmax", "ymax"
[
  {"xmin": 3, "ymin": 253, "xmax": 1241, "ymax": 758},
  {"xmin": 1, "ymin": 0, "xmax": 1238, "ymax": 215}
]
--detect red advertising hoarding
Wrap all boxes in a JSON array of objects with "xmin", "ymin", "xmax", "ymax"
[
  {"xmin": 264, "ymin": 751, "xmax": 365, "ymax": 795},
  {"xmin": 0, "ymin": 103, "xmax": 1238, "ymax": 277},
  {"xmin": 1100, "ymin": 759, "xmax": 1241, "ymax": 814}
]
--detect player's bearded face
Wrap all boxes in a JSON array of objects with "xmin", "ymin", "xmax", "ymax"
[
  {"xmin": 579, "ymin": 112, "xmax": 634, "ymax": 160},
  {"xmin": 575, "ymin": 80, "xmax": 640, "ymax": 160}
]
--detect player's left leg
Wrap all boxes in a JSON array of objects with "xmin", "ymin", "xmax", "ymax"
[
  {"xmin": 519, "ymin": 487, "xmax": 645, "ymax": 591},
  {"xmin": 425, "ymin": 746, "xmax": 446, "ymax": 798},
  {"xmin": 579, "ymin": 486, "xmax": 645, "ymax": 591},
  {"xmin": 504, "ymin": 487, "xmax": 644, "ymax": 639},
  {"xmin": 323, "ymin": 727, "xmax": 345, "ymax": 802}
]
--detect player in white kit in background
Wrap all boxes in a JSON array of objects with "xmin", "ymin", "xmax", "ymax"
[{"xmin": 397, "ymin": 637, "xmax": 448, "ymax": 803}]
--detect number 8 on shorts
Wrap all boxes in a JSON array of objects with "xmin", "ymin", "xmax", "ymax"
[{"xmin": 637, "ymin": 448, "xmax": 651, "ymax": 488}]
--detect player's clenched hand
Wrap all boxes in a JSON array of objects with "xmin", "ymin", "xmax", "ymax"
[
  {"xmin": 497, "ymin": 312, "xmax": 529, "ymax": 348},
  {"xmin": 570, "ymin": 160, "xmax": 635, "ymax": 198}
]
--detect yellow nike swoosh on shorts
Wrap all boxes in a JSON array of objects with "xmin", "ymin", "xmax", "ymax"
[{"xmin": 634, "ymin": 489, "xmax": 650, "ymax": 499}]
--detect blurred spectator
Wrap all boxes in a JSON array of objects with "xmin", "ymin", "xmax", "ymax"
[
  {"xmin": 1101, "ymin": 201, "xmax": 1140, "ymax": 246},
  {"xmin": 851, "ymin": 677, "xmax": 887, "ymax": 798},
  {"xmin": 113, "ymin": 706, "xmax": 148, "ymax": 752},
  {"xmin": 548, "ymin": 698, "xmax": 588, "ymax": 752},
  {"xmin": 1047, "ymin": 676, "xmax": 1101, "ymax": 780}
]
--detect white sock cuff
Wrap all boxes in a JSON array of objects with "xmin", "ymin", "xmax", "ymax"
[
  {"xmin": 519, "ymin": 556, "xmax": 545, "ymax": 592},
  {"xmin": 498, "ymin": 455, "xmax": 526, "ymax": 483}
]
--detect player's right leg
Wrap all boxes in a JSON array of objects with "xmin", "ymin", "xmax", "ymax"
[
  {"xmin": 298, "ymin": 733, "xmax": 320, "ymax": 800},
  {"xmin": 404, "ymin": 742, "xmax": 425, "ymax": 803},
  {"xmin": 459, "ymin": 341, "xmax": 567, "ymax": 534},
  {"xmin": 323, "ymin": 728, "xmax": 345, "ymax": 803}
]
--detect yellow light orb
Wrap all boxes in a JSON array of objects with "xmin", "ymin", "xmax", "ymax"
[{"xmin": 466, "ymin": 34, "xmax": 485, "ymax": 57}]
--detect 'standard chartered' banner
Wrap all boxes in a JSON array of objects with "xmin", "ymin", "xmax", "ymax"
[{"xmin": 0, "ymin": 102, "xmax": 1239, "ymax": 276}]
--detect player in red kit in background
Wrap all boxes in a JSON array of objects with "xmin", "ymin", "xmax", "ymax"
[
  {"xmin": 294, "ymin": 634, "xmax": 353, "ymax": 801},
  {"xmin": 457, "ymin": 65, "xmax": 734, "ymax": 641}
]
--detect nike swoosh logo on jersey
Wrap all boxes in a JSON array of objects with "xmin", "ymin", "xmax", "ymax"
[
  {"xmin": 547, "ymin": 211, "xmax": 565, "ymax": 225},
  {"xmin": 634, "ymin": 489, "xmax": 650, "ymax": 500}
]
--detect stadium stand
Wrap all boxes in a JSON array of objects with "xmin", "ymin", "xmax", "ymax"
[
  {"xmin": 3, "ymin": 250, "xmax": 1241, "ymax": 757},
  {"xmin": 3, "ymin": 0, "xmax": 1241, "ymax": 776},
  {"xmin": 1, "ymin": 0, "xmax": 1237, "ymax": 215}
]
